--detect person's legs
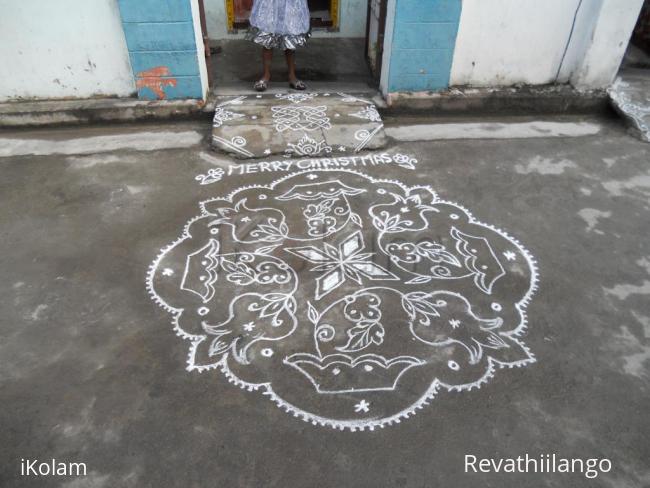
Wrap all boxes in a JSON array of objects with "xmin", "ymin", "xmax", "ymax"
[
  {"xmin": 284, "ymin": 49, "xmax": 306, "ymax": 89},
  {"xmin": 254, "ymin": 47, "xmax": 273, "ymax": 91},
  {"xmin": 284, "ymin": 49, "xmax": 297, "ymax": 84},
  {"xmin": 262, "ymin": 48, "xmax": 273, "ymax": 81}
]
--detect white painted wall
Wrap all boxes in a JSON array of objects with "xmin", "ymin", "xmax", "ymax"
[
  {"xmin": 450, "ymin": 0, "xmax": 582, "ymax": 87},
  {"xmin": 366, "ymin": 0, "xmax": 381, "ymax": 72},
  {"xmin": 204, "ymin": 0, "xmax": 367, "ymax": 40},
  {"xmin": 379, "ymin": 0, "xmax": 396, "ymax": 96},
  {"xmin": 190, "ymin": 0, "xmax": 211, "ymax": 99},
  {"xmin": 570, "ymin": 0, "xmax": 645, "ymax": 89},
  {"xmin": 450, "ymin": 0, "xmax": 645, "ymax": 90},
  {"xmin": 0, "ymin": 0, "xmax": 135, "ymax": 102}
]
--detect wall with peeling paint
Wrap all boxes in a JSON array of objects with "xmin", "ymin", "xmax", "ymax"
[{"xmin": 0, "ymin": 0, "xmax": 135, "ymax": 101}]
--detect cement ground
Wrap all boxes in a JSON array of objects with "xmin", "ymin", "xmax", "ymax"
[
  {"xmin": 0, "ymin": 114, "xmax": 649, "ymax": 487},
  {"xmin": 210, "ymin": 38, "xmax": 374, "ymax": 90}
]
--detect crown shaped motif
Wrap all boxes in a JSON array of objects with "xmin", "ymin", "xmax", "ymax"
[
  {"xmin": 284, "ymin": 353, "xmax": 423, "ymax": 394},
  {"xmin": 180, "ymin": 239, "xmax": 220, "ymax": 302}
]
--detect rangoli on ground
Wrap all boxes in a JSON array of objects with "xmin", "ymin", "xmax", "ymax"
[{"xmin": 147, "ymin": 167, "xmax": 538, "ymax": 431}]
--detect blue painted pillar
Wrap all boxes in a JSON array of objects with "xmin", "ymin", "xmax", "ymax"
[
  {"xmin": 117, "ymin": 0, "xmax": 207, "ymax": 100},
  {"xmin": 387, "ymin": 0, "xmax": 462, "ymax": 93}
]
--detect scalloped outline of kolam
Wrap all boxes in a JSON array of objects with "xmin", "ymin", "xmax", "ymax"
[{"xmin": 146, "ymin": 167, "xmax": 539, "ymax": 431}]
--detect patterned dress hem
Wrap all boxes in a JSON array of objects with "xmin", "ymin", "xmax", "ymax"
[{"xmin": 246, "ymin": 26, "xmax": 311, "ymax": 50}]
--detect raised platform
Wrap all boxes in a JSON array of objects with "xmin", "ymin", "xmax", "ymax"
[{"xmin": 210, "ymin": 92, "xmax": 387, "ymax": 159}]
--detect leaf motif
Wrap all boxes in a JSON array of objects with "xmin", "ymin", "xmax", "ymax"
[
  {"xmin": 221, "ymin": 259, "xmax": 255, "ymax": 285},
  {"xmin": 220, "ymin": 259, "xmax": 240, "ymax": 274},
  {"xmin": 336, "ymin": 321, "xmax": 385, "ymax": 353},
  {"xmin": 257, "ymin": 244, "xmax": 280, "ymax": 256},
  {"xmin": 319, "ymin": 199, "xmax": 335, "ymax": 212},
  {"xmin": 350, "ymin": 212, "xmax": 363, "ymax": 227},
  {"xmin": 259, "ymin": 299, "xmax": 286, "ymax": 318},
  {"xmin": 372, "ymin": 216, "xmax": 387, "ymax": 231},
  {"xmin": 432, "ymin": 250, "xmax": 462, "ymax": 267},
  {"xmin": 387, "ymin": 215, "xmax": 399, "ymax": 229},
  {"xmin": 406, "ymin": 275, "xmax": 432, "ymax": 285},
  {"xmin": 417, "ymin": 243, "xmax": 462, "ymax": 268},
  {"xmin": 307, "ymin": 302, "xmax": 319, "ymax": 324},
  {"xmin": 401, "ymin": 296, "xmax": 416, "ymax": 319},
  {"xmin": 403, "ymin": 292, "xmax": 443, "ymax": 318},
  {"xmin": 264, "ymin": 293, "xmax": 288, "ymax": 302}
]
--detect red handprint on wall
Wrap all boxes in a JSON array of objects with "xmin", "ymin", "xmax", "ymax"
[{"xmin": 136, "ymin": 66, "xmax": 177, "ymax": 100}]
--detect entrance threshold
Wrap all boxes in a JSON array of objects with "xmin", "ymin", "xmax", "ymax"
[
  {"xmin": 209, "ymin": 38, "xmax": 377, "ymax": 98},
  {"xmin": 212, "ymin": 81, "xmax": 379, "ymax": 98}
]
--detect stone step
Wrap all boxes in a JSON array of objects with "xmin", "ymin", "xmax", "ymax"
[{"xmin": 211, "ymin": 92, "xmax": 387, "ymax": 159}]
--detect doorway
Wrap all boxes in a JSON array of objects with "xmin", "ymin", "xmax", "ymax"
[{"xmin": 208, "ymin": 0, "xmax": 385, "ymax": 93}]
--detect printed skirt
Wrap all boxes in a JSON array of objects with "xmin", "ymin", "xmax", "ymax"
[{"xmin": 247, "ymin": 0, "xmax": 311, "ymax": 50}]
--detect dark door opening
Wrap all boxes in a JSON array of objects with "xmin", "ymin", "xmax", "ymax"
[{"xmin": 211, "ymin": 0, "xmax": 385, "ymax": 92}]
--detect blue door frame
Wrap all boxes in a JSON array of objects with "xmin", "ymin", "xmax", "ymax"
[
  {"xmin": 386, "ymin": 0, "xmax": 462, "ymax": 93},
  {"xmin": 117, "ymin": 0, "xmax": 206, "ymax": 100}
]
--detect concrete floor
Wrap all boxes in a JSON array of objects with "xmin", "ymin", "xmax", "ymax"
[
  {"xmin": 211, "ymin": 38, "xmax": 374, "ymax": 90},
  {"xmin": 1, "ymin": 115, "xmax": 649, "ymax": 487}
]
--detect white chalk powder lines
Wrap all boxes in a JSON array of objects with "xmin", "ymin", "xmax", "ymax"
[
  {"xmin": 211, "ymin": 93, "xmax": 386, "ymax": 159},
  {"xmin": 148, "ymin": 166, "xmax": 539, "ymax": 431}
]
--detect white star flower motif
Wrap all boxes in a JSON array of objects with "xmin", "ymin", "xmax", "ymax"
[
  {"xmin": 338, "ymin": 146, "xmax": 346, "ymax": 152},
  {"xmin": 449, "ymin": 319, "xmax": 461, "ymax": 329},
  {"xmin": 503, "ymin": 251, "xmax": 517, "ymax": 261},
  {"xmin": 162, "ymin": 268, "xmax": 174, "ymax": 276},
  {"xmin": 354, "ymin": 400, "xmax": 370, "ymax": 413},
  {"xmin": 242, "ymin": 321, "xmax": 256, "ymax": 332},
  {"xmin": 306, "ymin": 174, "xmax": 318, "ymax": 180},
  {"xmin": 285, "ymin": 231, "xmax": 398, "ymax": 300},
  {"xmin": 240, "ymin": 216, "xmax": 251, "ymax": 223},
  {"xmin": 400, "ymin": 206, "xmax": 409, "ymax": 213},
  {"xmin": 263, "ymin": 148, "xmax": 271, "ymax": 155}
]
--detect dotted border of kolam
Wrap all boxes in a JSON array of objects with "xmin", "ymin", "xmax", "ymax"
[{"xmin": 145, "ymin": 167, "xmax": 540, "ymax": 432}]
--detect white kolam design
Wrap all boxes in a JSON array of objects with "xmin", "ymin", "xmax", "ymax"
[
  {"xmin": 271, "ymin": 105, "xmax": 332, "ymax": 132},
  {"xmin": 275, "ymin": 92, "xmax": 318, "ymax": 104},
  {"xmin": 195, "ymin": 168, "xmax": 225, "ymax": 185},
  {"xmin": 212, "ymin": 93, "xmax": 386, "ymax": 158},
  {"xmin": 286, "ymin": 134, "xmax": 332, "ymax": 156},
  {"xmin": 212, "ymin": 96, "xmax": 246, "ymax": 128},
  {"xmin": 147, "ymin": 168, "xmax": 539, "ymax": 431}
]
